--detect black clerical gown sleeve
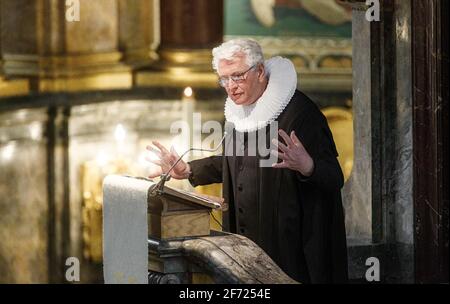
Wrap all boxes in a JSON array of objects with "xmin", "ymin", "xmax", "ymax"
[
  {"xmin": 294, "ymin": 112, "xmax": 344, "ymax": 192},
  {"xmin": 187, "ymin": 155, "xmax": 223, "ymax": 186}
]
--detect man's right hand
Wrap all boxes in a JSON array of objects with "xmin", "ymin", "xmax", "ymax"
[{"xmin": 146, "ymin": 141, "xmax": 191, "ymax": 180}]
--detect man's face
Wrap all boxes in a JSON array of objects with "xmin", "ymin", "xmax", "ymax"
[{"xmin": 218, "ymin": 53, "xmax": 265, "ymax": 106}]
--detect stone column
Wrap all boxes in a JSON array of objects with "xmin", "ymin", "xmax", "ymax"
[
  {"xmin": 0, "ymin": 108, "xmax": 49, "ymax": 283},
  {"xmin": 118, "ymin": 0, "xmax": 159, "ymax": 68},
  {"xmin": 0, "ymin": 0, "xmax": 131, "ymax": 93},
  {"xmin": 0, "ymin": 2, "xmax": 29, "ymax": 97},
  {"xmin": 340, "ymin": 0, "xmax": 373, "ymax": 243},
  {"xmin": 136, "ymin": 0, "xmax": 223, "ymax": 88},
  {"xmin": 159, "ymin": 0, "xmax": 223, "ymax": 70},
  {"xmin": 340, "ymin": 0, "xmax": 415, "ymax": 283}
]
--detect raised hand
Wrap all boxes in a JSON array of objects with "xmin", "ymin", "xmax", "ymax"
[
  {"xmin": 146, "ymin": 141, "xmax": 191, "ymax": 180},
  {"xmin": 271, "ymin": 129, "xmax": 314, "ymax": 177}
]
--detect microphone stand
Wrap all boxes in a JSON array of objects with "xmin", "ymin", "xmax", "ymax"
[{"xmin": 149, "ymin": 132, "xmax": 228, "ymax": 196}]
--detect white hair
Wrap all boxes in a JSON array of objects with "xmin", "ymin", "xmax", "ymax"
[{"xmin": 212, "ymin": 39, "xmax": 264, "ymax": 72}]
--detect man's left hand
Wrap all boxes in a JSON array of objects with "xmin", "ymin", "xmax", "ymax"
[{"xmin": 271, "ymin": 129, "xmax": 315, "ymax": 177}]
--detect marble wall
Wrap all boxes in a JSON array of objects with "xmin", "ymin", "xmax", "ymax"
[
  {"xmin": 0, "ymin": 1, "xmax": 30, "ymax": 97},
  {"xmin": 393, "ymin": 0, "xmax": 413, "ymax": 247},
  {"xmin": 0, "ymin": 109, "xmax": 48, "ymax": 283},
  {"xmin": 342, "ymin": 8, "xmax": 372, "ymax": 241},
  {"xmin": 118, "ymin": 0, "xmax": 159, "ymax": 65},
  {"xmin": 0, "ymin": 0, "xmax": 38, "ymax": 55},
  {"xmin": 66, "ymin": 0, "xmax": 119, "ymax": 54},
  {"xmin": 342, "ymin": 0, "xmax": 414, "ymax": 283},
  {"xmin": 384, "ymin": 0, "xmax": 414, "ymax": 282}
]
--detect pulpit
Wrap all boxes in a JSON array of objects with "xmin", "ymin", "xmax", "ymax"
[{"xmin": 102, "ymin": 174, "xmax": 298, "ymax": 284}]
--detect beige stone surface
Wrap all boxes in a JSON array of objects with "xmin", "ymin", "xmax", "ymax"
[
  {"xmin": 0, "ymin": 110, "xmax": 49, "ymax": 283},
  {"xmin": 66, "ymin": 0, "xmax": 119, "ymax": 54}
]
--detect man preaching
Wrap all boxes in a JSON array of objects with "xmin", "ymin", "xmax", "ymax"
[{"xmin": 146, "ymin": 39, "xmax": 348, "ymax": 284}]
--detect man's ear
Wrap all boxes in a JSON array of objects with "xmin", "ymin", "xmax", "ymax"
[{"xmin": 258, "ymin": 64, "xmax": 266, "ymax": 82}]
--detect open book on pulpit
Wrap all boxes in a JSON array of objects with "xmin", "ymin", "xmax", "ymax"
[
  {"xmin": 144, "ymin": 176, "xmax": 226, "ymax": 240},
  {"xmin": 160, "ymin": 184, "xmax": 225, "ymax": 210}
]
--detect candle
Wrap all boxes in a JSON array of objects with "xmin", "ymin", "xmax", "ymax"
[
  {"xmin": 182, "ymin": 87, "xmax": 196, "ymax": 150},
  {"xmin": 114, "ymin": 124, "xmax": 126, "ymax": 157}
]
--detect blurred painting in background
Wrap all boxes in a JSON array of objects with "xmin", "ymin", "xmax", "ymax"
[{"xmin": 226, "ymin": 0, "xmax": 352, "ymax": 37}]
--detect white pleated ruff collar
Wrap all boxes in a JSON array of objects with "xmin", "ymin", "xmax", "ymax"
[{"xmin": 224, "ymin": 56, "xmax": 298, "ymax": 133}]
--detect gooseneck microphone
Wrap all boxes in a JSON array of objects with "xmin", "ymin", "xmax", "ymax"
[{"xmin": 149, "ymin": 132, "xmax": 228, "ymax": 196}]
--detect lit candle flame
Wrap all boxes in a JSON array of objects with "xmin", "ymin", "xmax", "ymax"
[
  {"xmin": 183, "ymin": 87, "xmax": 193, "ymax": 99},
  {"xmin": 30, "ymin": 122, "xmax": 42, "ymax": 141},
  {"xmin": 114, "ymin": 124, "xmax": 126, "ymax": 143},
  {"xmin": 96, "ymin": 150, "xmax": 109, "ymax": 167},
  {"xmin": 1, "ymin": 142, "xmax": 16, "ymax": 162}
]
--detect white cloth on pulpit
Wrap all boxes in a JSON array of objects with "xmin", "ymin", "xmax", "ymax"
[{"xmin": 103, "ymin": 175, "xmax": 150, "ymax": 284}]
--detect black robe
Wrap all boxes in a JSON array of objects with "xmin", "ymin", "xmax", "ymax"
[{"xmin": 188, "ymin": 90, "xmax": 348, "ymax": 283}]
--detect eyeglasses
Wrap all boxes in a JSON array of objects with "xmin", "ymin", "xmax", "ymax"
[{"xmin": 218, "ymin": 64, "xmax": 257, "ymax": 87}]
